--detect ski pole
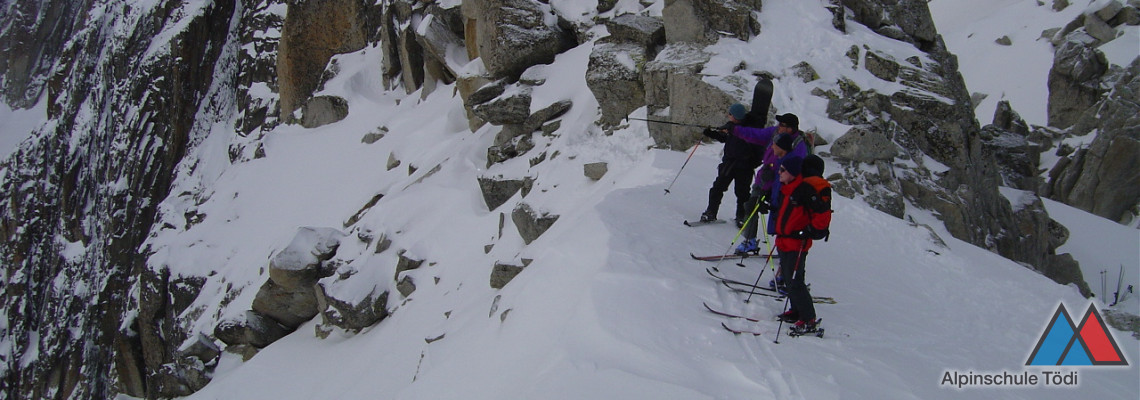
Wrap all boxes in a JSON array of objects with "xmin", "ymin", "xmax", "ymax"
[
  {"xmin": 1101, "ymin": 270, "xmax": 1107, "ymax": 304},
  {"xmin": 629, "ymin": 117, "xmax": 715, "ymax": 129},
  {"xmin": 773, "ymin": 241, "xmax": 807, "ymax": 344},
  {"xmin": 743, "ymin": 241, "xmax": 779, "ymax": 303},
  {"xmin": 1113, "ymin": 264, "xmax": 1124, "ymax": 306},
  {"xmin": 774, "ymin": 295, "xmax": 790, "ymax": 344},
  {"xmin": 664, "ymin": 141, "xmax": 701, "ymax": 194},
  {"xmin": 711, "ymin": 199, "xmax": 763, "ymax": 272}
]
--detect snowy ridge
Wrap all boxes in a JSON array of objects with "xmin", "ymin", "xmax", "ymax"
[
  {"xmin": 0, "ymin": 0, "xmax": 1133, "ymax": 398},
  {"xmin": 140, "ymin": 2, "xmax": 1139, "ymax": 399}
]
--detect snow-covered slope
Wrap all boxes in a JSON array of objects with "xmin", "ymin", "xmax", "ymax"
[
  {"xmin": 121, "ymin": 2, "xmax": 1140, "ymax": 399},
  {"xmin": 173, "ymin": 124, "xmax": 1140, "ymax": 400}
]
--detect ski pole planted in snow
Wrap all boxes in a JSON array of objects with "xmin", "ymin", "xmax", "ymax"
[{"xmin": 664, "ymin": 141, "xmax": 700, "ymax": 195}]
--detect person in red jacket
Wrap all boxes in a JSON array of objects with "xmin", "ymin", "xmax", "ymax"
[{"xmin": 772, "ymin": 155, "xmax": 832, "ymax": 332}]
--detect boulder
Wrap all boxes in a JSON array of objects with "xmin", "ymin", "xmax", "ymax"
[
  {"xmin": 478, "ymin": 177, "xmax": 527, "ymax": 211},
  {"xmin": 587, "ymin": 42, "xmax": 649, "ymax": 127},
  {"xmin": 177, "ymin": 333, "xmax": 221, "ymax": 365},
  {"xmin": 1047, "ymin": 39, "xmax": 1108, "ymax": 128},
  {"xmin": 466, "ymin": 0, "xmax": 574, "ymax": 78},
  {"xmin": 214, "ymin": 311, "xmax": 289, "ymax": 348},
  {"xmin": 299, "ymin": 95, "xmax": 349, "ymax": 128},
  {"xmin": 1045, "ymin": 58, "xmax": 1140, "ymax": 222},
  {"xmin": 314, "ymin": 282, "xmax": 389, "ymax": 332},
  {"xmin": 842, "ymin": 0, "xmax": 938, "ymax": 49},
  {"xmin": 584, "ymin": 162, "xmax": 609, "ymax": 181},
  {"xmin": 831, "ymin": 125, "xmax": 899, "ymax": 162},
  {"xmin": 268, "ymin": 227, "xmax": 345, "ymax": 290},
  {"xmin": 471, "ymin": 88, "xmax": 532, "ymax": 126},
  {"xmin": 662, "ymin": 0, "xmax": 759, "ymax": 45},
  {"xmin": 277, "ymin": 0, "xmax": 367, "ymax": 121},
  {"xmin": 512, "ymin": 203, "xmax": 559, "ymax": 244},
  {"xmin": 490, "ymin": 262, "xmax": 526, "ymax": 289},
  {"xmin": 643, "ymin": 44, "xmax": 738, "ymax": 150},
  {"xmin": 415, "ymin": 5, "xmax": 468, "ymax": 85},
  {"xmin": 605, "ymin": 14, "xmax": 666, "ymax": 51},
  {"xmin": 251, "ymin": 279, "xmax": 320, "ymax": 329},
  {"xmin": 394, "ymin": 251, "xmax": 425, "ymax": 280}
]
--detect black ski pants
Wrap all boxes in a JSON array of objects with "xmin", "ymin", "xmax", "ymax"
[
  {"xmin": 779, "ymin": 249, "xmax": 815, "ymax": 322},
  {"xmin": 705, "ymin": 162, "xmax": 753, "ymax": 220}
]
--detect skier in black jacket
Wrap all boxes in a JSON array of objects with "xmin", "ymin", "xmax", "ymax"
[{"xmin": 700, "ymin": 103, "xmax": 766, "ymax": 226}]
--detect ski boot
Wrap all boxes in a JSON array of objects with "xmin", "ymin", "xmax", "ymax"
[
  {"xmin": 788, "ymin": 318, "xmax": 824, "ymax": 338},
  {"xmin": 769, "ymin": 277, "xmax": 787, "ymax": 295},
  {"xmin": 734, "ymin": 238, "xmax": 759, "ymax": 255},
  {"xmin": 700, "ymin": 212, "xmax": 717, "ymax": 223}
]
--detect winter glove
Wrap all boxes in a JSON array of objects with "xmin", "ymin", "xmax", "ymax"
[
  {"xmin": 702, "ymin": 127, "xmax": 717, "ymax": 138},
  {"xmin": 752, "ymin": 194, "xmax": 770, "ymax": 214},
  {"xmin": 808, "ymin": 227, "xmax": 830, "ymax": 241}
]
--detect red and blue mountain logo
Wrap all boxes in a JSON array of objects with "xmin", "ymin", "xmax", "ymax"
[{"xmin": 1026, "ymin": 303, "xmax": 1128, "ymax": 366}]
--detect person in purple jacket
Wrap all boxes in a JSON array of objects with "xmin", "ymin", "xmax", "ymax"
[{"xmin": 725, "ymin": 113, "xmax": 810, "ymax": 255}]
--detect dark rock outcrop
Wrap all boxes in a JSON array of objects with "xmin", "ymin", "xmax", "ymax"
[
  {"xmin": 1045, "ymin": 58, "xmax": 1140, "ymax": 223},
  {"xmin": 277, "ymin": 0, "xmax": 370, "ymax": 122}
]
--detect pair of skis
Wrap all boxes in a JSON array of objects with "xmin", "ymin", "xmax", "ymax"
[
  {"xmin": 704, "ymin": 302, "xmax": 825, "ymax": 338},
  {"xmin": 705, "ymin": 268, "xmax": 837, "ymax": 304}
]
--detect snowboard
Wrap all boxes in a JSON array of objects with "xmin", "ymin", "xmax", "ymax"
[{"xmin": 745, "ymin": 77, "xmax": 774, "ymax": 128}]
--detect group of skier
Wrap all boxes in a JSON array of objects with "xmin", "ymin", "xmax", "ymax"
[{"xmin": 694, "ymin": 89, "xmax": 833, "ymax": 336}]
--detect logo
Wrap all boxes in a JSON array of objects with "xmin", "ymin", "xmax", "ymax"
[{"xmin": 1025, "ymin": 303, "xmax": 1128, "ymax": 366}]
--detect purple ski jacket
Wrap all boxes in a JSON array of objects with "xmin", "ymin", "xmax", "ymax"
[{"xmin": 731, "ymin": 125, "xmax": 809, "ymax": 189}]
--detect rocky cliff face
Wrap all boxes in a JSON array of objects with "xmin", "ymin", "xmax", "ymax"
[
  {"xmin": 0, "ymin": 0, "xmax": 1129, "ymax": 398},
  {"xmin": 1, "ymin": 0, "xmax": 237, "ymax": 398}
]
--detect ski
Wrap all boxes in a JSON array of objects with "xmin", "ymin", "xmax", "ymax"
[
  {"xmin": 787, "ymin": 318, "xmax": 825, "ymax": 338},
  {"xmin": 708, "ymin": 268, "xmax": 836, "ymax": 304},
  {"xmin": 683, "ymin": 219, "xmax": 726, "ymax": 227},
  {"xmin": 703, "ymin": 302, "xmax": 764, "ymax": 322},
  {"xmin": 690, "ymin": 252, "xmax": 770, "ymax": 261},
  {"xmin": 721, "ymin": 281, "xmax": 837, "ymax": 304},
  {"xmin": 706, "ymin": 267, "xmax": 768, "ymax": 287},
  {"xmin": 722, "ymin": 322, "xmax": 763, "ymax": 336}
]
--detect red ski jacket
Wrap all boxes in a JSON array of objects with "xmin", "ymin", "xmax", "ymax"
[{"xmin": 774, "ymin": 176, "xmax": 833, "ymax": 252}]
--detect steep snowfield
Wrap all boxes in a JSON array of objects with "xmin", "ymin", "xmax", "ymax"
[{"xmin": 172, "ymin": 138, "xmax": 1139, "ymax": 399}]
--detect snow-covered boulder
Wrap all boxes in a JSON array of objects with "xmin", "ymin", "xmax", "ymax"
[
  {"xmin": 588, "ymin": 42, "xmax": 650, "ymax": 127},
  {"xmin": 605, "ymin": 14, "xmax": 665, "ymax": 51},
  {"xmin": 314, "ymin": 282, "xmax": 389, "ymax": 334},
  {"xmin": 643, "ymin": 43, "xmax": 738, "ymax": 150},
  {"xmin": 214, "ymin": 311, "xmax": 290, "ymax": 348},
  {"xmin": 465, "ymin": 0, "xmax": 574, "ymax": 79},
  {"xmin": 267, "ymin": 227, "xmax": 346, "ymax": 290},
  {"xmin": 662, "ymin": 0, "xmax": 759, "ymax": 45}
]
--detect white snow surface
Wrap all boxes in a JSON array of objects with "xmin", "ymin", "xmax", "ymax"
[
  {"xmin": 930, "ymin": 0, "xmax": 1139, "ymax": 128},
  {"xmin": 7, "ymin": 0, "xmax": 1118, "ymax": 399},
  {"xmin": 0, "ymin": 98, "xmax": 45, "ymax": 159}
]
